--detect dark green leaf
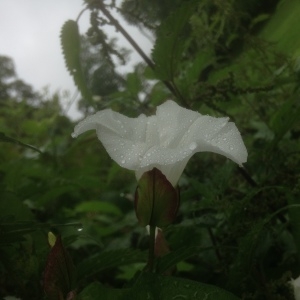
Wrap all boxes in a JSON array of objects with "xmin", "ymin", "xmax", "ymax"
[
  {"xmin": 152, "ymin": 0, "xmax": 198, "ymax": 81},
  {"xmin": 75, "ymin": 200, "xmax": 123, "ymax": 216},
  {"xmin": 269, "ymin": 95, "xmax": 300, "ymax": 140},
  {"xmin": 77, "ymin": 249, "xmax": 147, "ymax": 280},
  {"xmin": 79, "ymin": 272, "xmax": 240, "ymax": 300},
  {"xmin": 60, "ymin": 20, "xmax": 93, "ymax": 103},
  {"xmin": 157, "ymin": 246, "xmax": 210, "ymax": 274}
]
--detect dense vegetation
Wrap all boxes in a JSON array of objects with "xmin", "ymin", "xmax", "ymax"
[{"xmin": 1, "ymin": 0, "xmax": 300, "ymax": 299}]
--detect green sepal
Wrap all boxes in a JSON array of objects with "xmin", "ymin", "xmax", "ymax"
[{"xmin": 134, "ymin": 168, "xmax": 179, "ymax": 227}]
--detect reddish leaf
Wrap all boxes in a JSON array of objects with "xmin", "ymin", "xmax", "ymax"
[{"xmin": 43, "ymin": 235, "xmax": 76, "ymax": 300}]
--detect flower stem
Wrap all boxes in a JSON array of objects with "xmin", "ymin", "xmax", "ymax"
[{"xmin": 147, "ymin": 225, "xmax": 156, "ymax": 272}]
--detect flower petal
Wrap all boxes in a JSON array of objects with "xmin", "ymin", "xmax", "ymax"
[
  {"xmin": 181, "ymin": 114, "xmax": 248, "ymax": 166},
  {"xmin": 72, "ymin": 100, "xmax": 247, "ymax": 186},
  {"xmin": 156, "ymin": 100, "xmax": 199, "ymax": 148},
  {"xmin": 135, "ymin": 101, "xmax": 247, "ymax": 185},
  {"xmin": 291, "ymin": 276, "xmax": 300, "ymax": 300},
  {"xmin": 136, "ymin": 157, "xmax": 190, "ymax": 187},
  {"xmin": 72, "ymin": 109, "xmax": 149, "ymax": 170}
]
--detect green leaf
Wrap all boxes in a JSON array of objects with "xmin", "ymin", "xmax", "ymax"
[
  {"xmin": 249, "ymin": 14, "xmax": 270, "ymax": 29},
  {"xmin": 135, "ymin": 273, "xmax": 241, "ymax": 300},
  {"xmin": 0, "ymin": 221, "xmax": 38, "ymax": 245},
  {"xmin": 60, "ymin": 20, "xmax": 93, "ymax": 103},
  {"xmin": 177, "ymin": 50, "xmax": 215, "ymax": 96},
  {"xmin": 75, "ymin": 200, "xmax": 123, "ymax": 216},
  {"xmin": 156, "ymin": 246, "xmax": 204, "ymax": 274},
  {"xmin": 79, "ymin": 282, "xmax": 125, "ymax": 300},
  {"xmin": 260, "ymin": 0, "xmax": 300, "ymax": 56},
  {"xmin": 77, "ymin": 249, "xmax": 147, "ymax": 280},
  {"xmin": 152, "ymin": 0, "xmax": 198, "ymax": 81},
  {"xmin": 79, "ymin": 272, "xmax": 240, "ymax": 300},
  {"xmin": 269, "ymin": 95, "xmax": 300, "ymax": 140},
  {"xmin": 125, "ymin": 72, "xmax": 142, "ymax": 97},
  {"xmin": 148, "ymin": 82, "xmax": 169, "ymax": 106},
  {"xmin": 226, "ymin": 218, "xmax": 269, "ymax": 293},
  {"xmin": 135, "ymin": 168, "xmax": 179, "ymax": 227},
  {"xmin": 287, "ymin": 189, "xmax": 300, "ymax": 261},
  {"xmin": 22, "ymin": 119, "xmax": 46, "ymax": 136},
  {"xmin": 38, "ymin": 185, "xmax": 76, "ymax": 206},
  {"xmin": 0, "ymin": 219, "xmax": 82, "ymax": 246}
]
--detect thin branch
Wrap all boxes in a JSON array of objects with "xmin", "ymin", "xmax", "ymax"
[{"xmin": 239, "ymin": 167, "xmax": 258, "ymax": 187}]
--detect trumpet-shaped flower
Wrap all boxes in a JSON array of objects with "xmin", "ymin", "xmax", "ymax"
[
  {"xmin": 291, "ymin": 276, "xmax": 300, "ymax": 300},
  {"xmin": 72, "ymin": 100, "xmax": 247, "ymax": 186}
]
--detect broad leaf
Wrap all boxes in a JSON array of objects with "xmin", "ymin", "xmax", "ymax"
[{"xmin": 79, "ymin": 272, "xmax": 240, "ymax": 300}]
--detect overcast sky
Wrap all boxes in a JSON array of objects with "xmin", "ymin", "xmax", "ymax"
[{"xmin": 0, "ymin": 1, "xmax": 152, "ymax": 119}]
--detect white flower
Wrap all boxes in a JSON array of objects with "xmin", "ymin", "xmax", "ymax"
[
  {"xmin": 291, "ymin": 276, "xmax": 300, "ymax": 300},
  {"xmin": 72, "ymin": 100, "xmax": 247, "ymax": 186}
]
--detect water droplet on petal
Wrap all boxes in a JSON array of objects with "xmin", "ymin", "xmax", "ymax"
[
  {"xmin": 230, "ymin": 146, "xmax": 234, "ymax": 150},
  {"xmin": 121, "ymin": 159, "xmax": 126, "ymax": 164},
  {"xmin": 189, "ymin": 142, "xmax": 197, "ymax": 151}
]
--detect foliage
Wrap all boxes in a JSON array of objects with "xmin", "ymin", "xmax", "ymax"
[
  {"xmin": 61, "ymin": 20, "xmax": 94, "ymax": 106},
  {"xmin": 1, "ymin": 0, "xmax": 300, "ymax": 299}
]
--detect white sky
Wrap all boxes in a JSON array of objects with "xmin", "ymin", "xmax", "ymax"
[{"xmin": 0, "ymin": 1, "xmax": 153, "ymax": 119}]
